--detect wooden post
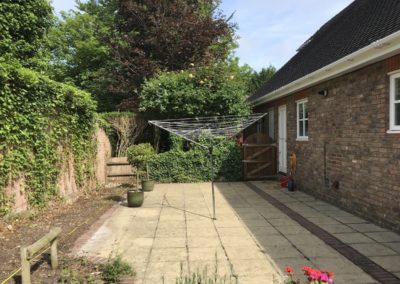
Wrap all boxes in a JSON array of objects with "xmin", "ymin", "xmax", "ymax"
[
  {"xmin": 21, "ymin": 247, "xmax": 31, "ymax": 284},
  {"xmin": 50, "ymin": 239, "xmax": 58, "ymax": 269},
  {"xmin": 20, "ymin": 227, "xmax": 61, "ymax": 284}
]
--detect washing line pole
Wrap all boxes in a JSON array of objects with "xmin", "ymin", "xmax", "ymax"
[
  {"xmin": 148, "ymin": 113, "xmax": 268, "ymax": 222},
  {"xmin": 209, "ymin": 145, "xmax": 216, "ymax": 220}
]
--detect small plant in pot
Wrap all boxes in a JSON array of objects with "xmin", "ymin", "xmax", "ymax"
[
  {"xmin": 127, "ymin": 143, "xmax": 156, "ymax": 192},
  {"xmin": 127, "ymin": 183, "xmax": 144, "ymax": 207}
]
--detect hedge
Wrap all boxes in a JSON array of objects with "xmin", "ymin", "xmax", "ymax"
[
  {"xmin": 147, "ymin": 139, "xmax": 242, "ymax": 183},
  {"xmin": 0, "ymin": 61, "xmax": 97, "ymax": 214}
]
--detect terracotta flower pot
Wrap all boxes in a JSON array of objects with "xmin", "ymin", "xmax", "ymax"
[
  {"xmin": 141, "ymin": 180, "xmax": 155, "ymax": 192},
  {"xmin": 127, "ymin": 190, "xmax": 144, "ymax": 207}
]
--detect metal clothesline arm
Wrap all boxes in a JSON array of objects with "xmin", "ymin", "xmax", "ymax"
[{"xmin": 148, "ymin": 113, "xmax": 269, "ymax": 221}]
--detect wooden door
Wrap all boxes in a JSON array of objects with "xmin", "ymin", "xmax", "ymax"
[{"xmin": 242, "ymin": 133, "xmax": 276, "ymax": 180}]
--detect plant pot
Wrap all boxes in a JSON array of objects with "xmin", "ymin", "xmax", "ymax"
[
  {"xmin": 141, "ymin": 179, "xmax": 155, "ymax": 192},
  {"xmin": 288, "ymin": 179, "xmax": 295, "ymax": 191},
  {"xmin": 127, "ymin": 190, "xmax": 144, "ymax": 207}
]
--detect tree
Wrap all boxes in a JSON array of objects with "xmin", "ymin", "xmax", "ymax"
[
  {"xmin": 46, "ymin": 11, "xmax": 119, "ymax": 111},
  {"xmin": 46, "ymin": 0, "xmax": 235, "ymax": 111},
  {"xmin": 247, "ymin": 65, "xmax": 276, "ymax": 95},
  {"xmin": 139, "ymin": 63, "xmax": 250, "ymax": 119},
  {"xmin": 102, "ymin": 112, "xmax": 147, "ymax": 157},
  {"xmin": 87, "ymin": 0, "xmax": 235, "ymax": 110},
  {"xmin": 0, "ymin": 0, "xmax": 53, "ymax": 68}
]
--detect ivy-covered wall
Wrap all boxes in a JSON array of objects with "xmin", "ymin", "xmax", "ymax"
[{"xmin": 0, "ymin": 62, "xmax": 97, "ymax": 215}]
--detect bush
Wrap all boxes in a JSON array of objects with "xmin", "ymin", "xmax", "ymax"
[
  {"xmin": 101, "ymin": 255, "xmax": 134, "ymax": 284},
  {"xmin": 126, "ymin": 143, "xmax": 156, "ymax": 172},
  {"xmin": 0, "ymin": 61, "xmax": 96, "ymax": 214},
  {"xmin": 139, "ymin": 64, "xmax": 251, "ymax": 119},
  {"xmin": 147, "ymin": 139, "xmax": 242, "ymax": 183}
]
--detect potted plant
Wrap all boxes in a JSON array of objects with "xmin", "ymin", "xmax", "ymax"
[
  {"xmin": 127, "ymin": 143, "xmax": 156, "ymax": 192},
  {"xmin": 127, "ymin": 187, "xmax": 144, "ymax": 207}
]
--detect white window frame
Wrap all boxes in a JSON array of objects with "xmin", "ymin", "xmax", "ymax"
[
  {"xmin": 389, "ymin": 71, "xmax": 400, "ymax": 133},
  {"xmin": 296, "ymin": 98, "xmax": 309, "ymax": 141}
]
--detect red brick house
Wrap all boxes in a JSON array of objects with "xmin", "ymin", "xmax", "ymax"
[{"xmin": 248, "ymin": 0, "xmax": 400, "ymax": 230}]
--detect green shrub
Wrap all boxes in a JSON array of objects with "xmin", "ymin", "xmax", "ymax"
[
  {"xmin": 127, "ymin": 143, "xmax": 156, "ymax": 172},
  {"xmin": 101, "ymin": 255, "xmax": 134, "ymax": 284},
  {"xmin": 0, "ymin": 61, "xmax": 96, "ymax": 214},
  {"xmin": 148, "ymin": 139, "xmax": 242, "ymax": 183},
  {"xmin": 139, "ymin": 64, "xmax": 251, "ymax": 119}
]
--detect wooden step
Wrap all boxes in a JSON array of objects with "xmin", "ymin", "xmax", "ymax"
[{"xmin": 107, "ymin": 173, "xmax": 135, "ymax": 177}]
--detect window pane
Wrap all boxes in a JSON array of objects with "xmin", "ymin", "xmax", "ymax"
[
  {"xmin": 395, "ymin": 103, "xmax": 400, "ymax": 125},
  {"xmin": 299, "ymin": 120, "xmax": 304, "ymax": 136},
  {"xmin": 305, "ymin": 120, "xmax": 308, "ymax": 136},
  {"xmin": 304, "ymin": 102, "xmax": 308, "ymax": 118},
  {"xmin": 299, "ymin": 103, "xmax": 304, "ymax": 119},
  {"xmin": 396, "ymin": 78, "xmax": 400, "ymax": 101}
]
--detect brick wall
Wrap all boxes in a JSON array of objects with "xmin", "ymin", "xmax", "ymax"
[{"xmin": 254, "ymin": 55, "xmax": 400, "ymax": 231}]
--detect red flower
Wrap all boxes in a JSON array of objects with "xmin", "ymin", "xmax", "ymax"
[{"xmin": 286, "ymin": 266, "xmax": 294, "ymax": 274}]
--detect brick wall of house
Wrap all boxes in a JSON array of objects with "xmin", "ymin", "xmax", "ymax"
[{"xmin": 254, "ymin": 54, "xmax": 400, "ymax": 231}]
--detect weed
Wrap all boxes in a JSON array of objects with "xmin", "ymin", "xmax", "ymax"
[
  {"xmin": 101, "ymin": 255, "xmax": 135, "ymax": 283},
  {"xmin": 176, "ymin": 253, "xmax": 238, "ymax": 284}
]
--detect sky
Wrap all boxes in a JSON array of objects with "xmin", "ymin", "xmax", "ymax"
[{"xmin": 51, "ymin": 0, "xmax": 353, "ymax": 71}]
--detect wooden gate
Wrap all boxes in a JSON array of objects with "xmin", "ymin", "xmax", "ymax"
[{"xmin": 242, "ymin": 133, "xmax": 276, "ymax": 180}]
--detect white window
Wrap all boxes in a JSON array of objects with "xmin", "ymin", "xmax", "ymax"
[
  {"xmin": 296, "ymin": 99, "xmax": 308, "ymax": 140},
  {"xmin": 389, "ymin": 72, "xmax": 400, "ymax": 132}
]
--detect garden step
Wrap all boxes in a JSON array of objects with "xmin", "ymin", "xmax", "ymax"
[
  {"xmin": 107, "ymin": 157, "xmax": 129, "ymax": 165},
  {"xmin": 106, "ymin": 157, "xmax": 135, "ymax": 184}
]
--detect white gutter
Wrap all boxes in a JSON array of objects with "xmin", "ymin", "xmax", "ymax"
[{"xmin": 252, "ymin": 30, "xmax": 400, "ymax": 106}]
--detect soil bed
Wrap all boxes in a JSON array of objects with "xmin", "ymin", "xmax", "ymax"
[{"xmin": 0, "ymin": 186, "xmax": 127, "ymax": 283}]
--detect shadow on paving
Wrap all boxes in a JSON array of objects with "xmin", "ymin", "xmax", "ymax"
[{"xmin": 215, "ymin": 181, "xmax": 400, "ymax": 284}]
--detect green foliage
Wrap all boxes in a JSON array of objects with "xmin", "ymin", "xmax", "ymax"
[
  {"xmin": 247, "ymin": 65, "xmax": 276, "ymax": 95},
  {"xmin": 0, "ymin": 0, "xmax": 54, "ymax": 68},
  {"xmin": 169, "ymin": 134, "xmax": 184, "ymax": 151},
  {"xmin": 139, "ymin": 64, "xmax": 251, "ymax": 118},
  {"xmin": 46, "ymin": 0, "xmax": 236, "ymax": 111},
  {"xmin": 126, "ymin": 143, "xmax": 156, "ymax": 172},
  {"xmin": 101, "ymin": 255, "xmax": 134, "ymax": 284},
  {"xmin": 0, "ymin": 61, "xmax": 96, "ymax": 214},
  {"xmin": 148, "ymin": 139, "xmax": 242, "ymax": 183},
  {"xmin": 46, "ymin": 10, "xmax": 118, "ymax": 111}
]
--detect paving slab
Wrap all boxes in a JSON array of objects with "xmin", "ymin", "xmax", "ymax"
[
  {"xmin": 366, "ymin": 231, "xmax": 400, "ymax": 243},
  {"xmin": 73, "ymin": 183, "xmax": 282, "ymax": 283},
  {"xmin": 73, "ymin": 181, "xmax": 400, "ymax": 284},
  {"xmin": 350, "ymin": 243, "xmax": 398, "ymax": 257}
]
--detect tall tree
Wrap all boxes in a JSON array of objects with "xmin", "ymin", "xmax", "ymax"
[
  {"xmin": 46, "ymin": 11, "xmax": 117, "ymax": 110},
  {"xmin": 0, "ymin": 0, "xmax": 53, "ymax": 68},
  {"xmin": 248, "ymin": 65, "xmax": 276, "ymax": 95},
  {"xmin": 85, "ymin": 0, "xmax": 235, "ymax": 110}
]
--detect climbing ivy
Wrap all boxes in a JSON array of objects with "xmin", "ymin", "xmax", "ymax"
[{"xmin": 0, "ymin": 61, "xmax": 97, "ymax": 214}]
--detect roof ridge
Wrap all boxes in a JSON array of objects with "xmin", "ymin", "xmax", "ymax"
[{"xmin": 249, "ymin": 0, "xmax": 400, "ymax": 103}]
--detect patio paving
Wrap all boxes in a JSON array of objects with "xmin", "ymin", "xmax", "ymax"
[{"xmin": 72, "ymin": 181, "xmax": 400, "ymax": 284}]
